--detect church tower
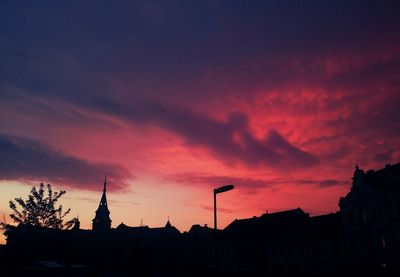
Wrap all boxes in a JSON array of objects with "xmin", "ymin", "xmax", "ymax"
[{"xmin": 92, "ymin": 175, "xmax": 112, "ymax": 231}]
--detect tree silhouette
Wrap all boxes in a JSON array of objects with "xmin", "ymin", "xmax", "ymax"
[{"xmin": 8, "ymin": 183, "xmax": 77, "ymax": 229}]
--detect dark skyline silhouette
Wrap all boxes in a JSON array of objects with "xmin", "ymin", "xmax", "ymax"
[
  {"xmin": 1, "ymin": 1, "xmax": 400, "ymax": 275},
  {"xmin": 1, "ymin": 162, "xmax": 400, "ymax": 276},
  {"xmin": 1, "ymin": 1, "xmax": 400, "ymax": 234}
]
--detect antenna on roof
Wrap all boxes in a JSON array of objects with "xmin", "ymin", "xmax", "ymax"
[{"xmin": 140, "ymin": 218, "xmax": 143, "ymax": 226}]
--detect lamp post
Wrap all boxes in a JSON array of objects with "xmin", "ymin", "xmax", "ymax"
[
  {"xmin": 213, "ymin": 184, "xmax": 234, "ymax": 230},
  {"xmin": 213, "ymin": 184, "xmax": 234, "ymax": 271}
]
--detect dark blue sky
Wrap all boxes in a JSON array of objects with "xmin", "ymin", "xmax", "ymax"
[{"xmin": 1, "ymin": 1, "xmax": 400, "ymax": 228}]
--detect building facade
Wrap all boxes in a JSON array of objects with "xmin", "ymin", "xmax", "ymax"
[{"xmin": 339, "ymin": 163, "xmax": 400, "ymax": 273}]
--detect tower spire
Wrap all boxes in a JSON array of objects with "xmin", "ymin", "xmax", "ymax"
[
  {"xmin": 92, "ymin": 175, "xmax": 112, "ymax": 231},
  {"xmin": 103, "ymin": 174, "xmax": 107, "ymax": 193}
]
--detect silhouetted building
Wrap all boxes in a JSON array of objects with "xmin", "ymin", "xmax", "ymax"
[
  {"xmin": 3, "ymin": 164, "xmax": 400, "ymax": 276},
  {"xmin": 224, "ymin": 208, "xmax": 345, "ymax": 276},
  {"xmin": 92, "ymin": 176, "xmax": 112, "ymax": 231},
  {"xmin": 181, "ymin": 224, "xmax": 217, "ymax": 270},
  {"xmin": 340, "ymin": 163, "xmax": 400, "ymax": 274}
]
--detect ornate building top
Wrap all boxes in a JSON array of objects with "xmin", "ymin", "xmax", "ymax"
[{"xmin": 92, "ymin": 175, "xmax": 112, "ymax": 231}]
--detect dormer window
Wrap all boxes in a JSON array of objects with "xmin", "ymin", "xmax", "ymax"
[{"xmin": 361, "ymin": 209, "xmax": 367, "ymax": 223}]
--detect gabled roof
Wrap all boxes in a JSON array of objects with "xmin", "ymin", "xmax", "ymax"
[
  {"xmin": 364, "ymin": 162, "xmax": 400, "ymax": 187},
  {"xmin": 261, "ymin": 208, "xmax": 308, "ymax": 221},
  {"xmin": 225, "ymin": 208, "xmax": 308, "ymax": 231},
  {"xmin": 115, "ymin": 221, "xmax": 180, "ymax": 236},
  {"xmin": 342, "ymin": 163, "xmax": 400, "ymax": 204},
  {"xmin": 307, "ymin": 212, "xmax": 343, "ymax": 239}
]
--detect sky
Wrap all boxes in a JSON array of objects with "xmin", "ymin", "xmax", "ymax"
[{"xmin": 1, "ymin": 1, "xmax": 400, "ymax": 243}]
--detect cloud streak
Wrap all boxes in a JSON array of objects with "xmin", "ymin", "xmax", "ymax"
[
  {"xmin": 0, "ymin": 134, "xmax": 133, "ymax": 191},
  {"xmin": 0, "ymin": 0, "xmax": 399, "ymax": 222},
  {"xmin": 106, "ymin": 101, "xmax": 320, "ymax": 170},
  {"xmin": 164, "ymin": 172, "xmax": 345, "ymax": 190}
]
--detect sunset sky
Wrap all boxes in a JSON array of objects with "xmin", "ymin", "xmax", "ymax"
[{"xmin": 1, "ymin": 1, "xmax": 400, "ymax": 243}]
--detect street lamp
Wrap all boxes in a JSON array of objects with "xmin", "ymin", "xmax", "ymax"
[{"xmin": 213, "ymin": 185, "xmax": 234, "ymax": 230}]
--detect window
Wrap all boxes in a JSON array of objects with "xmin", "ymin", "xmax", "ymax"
[
  {"xmin": 298, "ymin": 243, "xmax": 304, "ymax": 256},
  {"xmin": 279, "ymin": 245, "xmax": 285, "ymax": 256},
  {"xmin": 376, "ymin": 205, "xmax": 383, "ymax": 220},
  {"xmin": 396, "ymin": 197, "xmax": 400, "ymax": 216},
  {"xmin": 361, "ymin": 209, "xmax": 368, "ymax": 222},
  {"xmin": 371, "ymin": 205, "xmax": 383, "ymax": 221},
  {"xmin": 331, "ymin": 243, "xmax": 341, "ymax": 258},
  {"xmin": 287, "ymin": 244, "xmax": 293, "ymax": 256},
  {"xmin": 312, "ymin": 244, "xmax": 320, "ymax": 258},
  {"xmin": 380, "ymin": 236, "xmax": 386, "ymax": 248},
  {"xmin": 271, "ymin": 246, "xmax": 277, "ymax": 256}
]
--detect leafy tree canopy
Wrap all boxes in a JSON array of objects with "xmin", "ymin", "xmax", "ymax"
[{"xmin": 7, "ymin": 183, "xmax": 77, "ymax": 230}]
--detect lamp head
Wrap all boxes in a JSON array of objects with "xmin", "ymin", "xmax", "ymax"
[{"xmin": 214, "ymin": 184, "xmax": 234, "ymax": 194}]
